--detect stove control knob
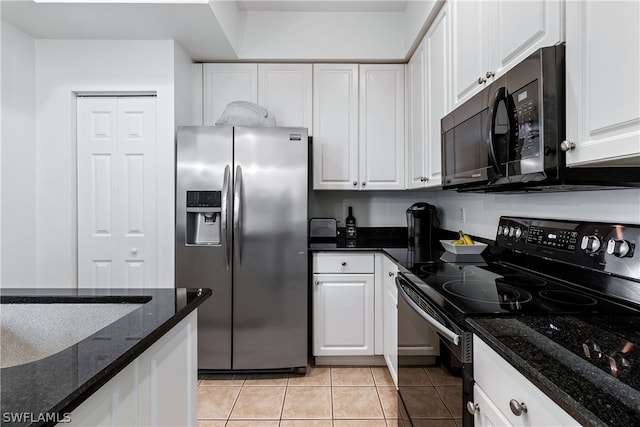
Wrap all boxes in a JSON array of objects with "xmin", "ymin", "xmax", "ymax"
[
  {"xmin": 497, "ymin": 225, "xmax": 504, "ymax": 236},
  {"xmin": 607, "ymin": 239, "xmax": 632, "ymax": 258},
  {"xmin": 581, "ymin": 235, "xmax": 601, "ymax": 253},
  {"xmin": 514, "ymin": 228, "xmax": 523, "ymax": 239},
  {"xmin": 502, "ymin": 226, "xmax": 511, "ymax": 237}
]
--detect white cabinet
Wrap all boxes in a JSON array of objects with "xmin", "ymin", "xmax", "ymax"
[
  {"xmin": 68, "ymin": 311, "xmax": 198, "ymax": 427},
  {"xmin": 471, "ymin": 336, "xmax": 580, "ymax": 427},
  {"xmin": 203, "ymin": 63, "xmax": 258, "ymax": 125},
  {"xmin": 313, "ymin": 64, "xmax": 405, "ymax": 190},
  {"xmin": 380, "ymin": 254, "xmax": 399, "ymax": 388},
  {"xmin": 564, "ymin": 1, "xmax": 640, "ymax": 166},
  {"xmin": 407, "ymin": 3, "xmax": 450, "ymax": 189},
  {"xmin": 451, "ymin": 0, "xmax": 563, "ymax": 108},
  {"xmin": 312, "ymin": 252, "xmax": 375, "ymax": 356},
  {"xmin": 258, "ymin": 63, "xmax": 313, "ymax": 132},
  {"xmin": 203, "ymin": 63, "xmax": 312, "ymax": 130}
]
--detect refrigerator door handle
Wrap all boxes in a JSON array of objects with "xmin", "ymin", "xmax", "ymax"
[
  {"xmin": 221, "ymin": 164, "xmax": 231, "ymax": 269},
  {"xmin": 233, "ymin": 165, "xmax": 243, "ymax": 266}
]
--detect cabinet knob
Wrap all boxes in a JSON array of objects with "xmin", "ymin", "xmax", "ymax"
[
  {"xmin": 509, "ymin": 399, "xmax": 527, "ymax": 416},
  {"xmin": 388, "ymin": 271, "xmax": 394, "ymax": 277},
  {"xmin": 353, "ymin": 181, "xmax": 358, "ymax": 186},
  {"xmin": 315, "ymin": 281, "xmax": 320, "ymax": 285},
  {"xmin": 362, "ymin": 181, "xmax": 366, "ymax": 186},
  {"xmin": 466, "ymin": 401, "xmax": 479, "ymax": 414},
  {"xmin": 130, "ymin": 247, "xmax": 138, "ymax": 255},
  {"xmin": 560, "ymin": 140, "xmax": 576, "ymax": 152},
  {"xmin": 485, "ymin": 70, "xmax": 495, "ymax": 79},
  {"xmin": 341, "ymin": 262, "xmax": 347, "ymax": 266},
  {"xmin": 478, "ymin": 76, "xmax": 487, "ymax": 84}
]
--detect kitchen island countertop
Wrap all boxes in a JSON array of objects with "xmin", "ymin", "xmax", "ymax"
[{"xmin": 0, "ymin": 287, "xmax": 211, "ymax": 427}]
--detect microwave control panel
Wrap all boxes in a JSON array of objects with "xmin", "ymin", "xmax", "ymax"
[{"xmin": 513, "ymin": 80, "xmax": 540, "ymax": 160}]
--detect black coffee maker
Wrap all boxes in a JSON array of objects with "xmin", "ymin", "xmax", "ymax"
[{"xmin": 406, "ymin": 203, "xmax": 439, "ymax": 246}]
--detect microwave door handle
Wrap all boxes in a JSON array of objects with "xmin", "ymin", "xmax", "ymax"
[
  {"xmin": 396, "ymin": 279, "xmax": 460, "ymax": 346},
  {"xmin": 487, "ymin": 86, "xmax": 508, "ymax": 177}
]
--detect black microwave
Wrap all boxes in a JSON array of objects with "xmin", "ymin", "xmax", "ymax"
[{"xmin": 441, "ymin": 45, "xmax": 639, "ymax": 192}]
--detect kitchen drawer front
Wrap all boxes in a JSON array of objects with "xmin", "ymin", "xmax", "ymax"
[
  {"xmin": 473, "ymin": 336, "xmax": 580, "ymax": 427},
  {"xmin": 313, "ymin": 252, "xmax": 375, "ymax": 274}
]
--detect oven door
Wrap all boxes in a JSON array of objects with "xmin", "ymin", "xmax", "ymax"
[{"xmin": 396, "ymin": 274, "xmax": 472, "ymax": 426}]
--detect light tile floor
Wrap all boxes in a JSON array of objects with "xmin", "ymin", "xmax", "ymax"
[{"xmin": 198, "ymin": 365, "xmax": 462, "ymax": 427}]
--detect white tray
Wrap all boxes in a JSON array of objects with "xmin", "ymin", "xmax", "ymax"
[{"xmin": 440, "ymin": 240, "xmax": 487, "ymax": 255}]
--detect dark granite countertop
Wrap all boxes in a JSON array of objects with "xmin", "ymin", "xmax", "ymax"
[
  {"xmin": 467, "ymin": 316, "xmax": 640, "ymax": 427},
  {"xmin": 0, "ymin": 287, "xmax": 211, "ymax": 427},
  {"xmin": 309, "ymin": 227, "xmax": 409, "ymax": 251}
]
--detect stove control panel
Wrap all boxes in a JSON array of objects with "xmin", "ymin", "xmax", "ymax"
[{"xmin": 496, "ymin": 217, "xmax": 639, "ymax": 281}]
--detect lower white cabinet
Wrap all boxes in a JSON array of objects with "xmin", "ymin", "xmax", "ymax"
[
  {"xmin": 472, "ymin": 336, "xmax": 579, "ymax": 427},
  {"xmin": 68, "ymin": 311, "xmax": 198, "ymax": 427},
  {"xmin": 381, "ymin": 254, "xmax": 399, "ymax": 387},
  {"xmin": 312, "ymin": 252, "xmax": 375, "ymax": 356}
]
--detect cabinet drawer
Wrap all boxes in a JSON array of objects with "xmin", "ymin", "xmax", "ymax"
[
  {"xmin": 473, "ymin": 336, "xmax": 579, "ymax": 426},
  {"xmin": 313, "ymin": 252, "xmax": 375, "ymax": 274}
]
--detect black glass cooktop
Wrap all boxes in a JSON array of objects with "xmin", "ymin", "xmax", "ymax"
[{"xmin": 401, "ymin": 259, "xmax": 640, "ymax": 326}]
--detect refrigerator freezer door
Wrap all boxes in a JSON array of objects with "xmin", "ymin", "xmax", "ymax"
[
  {"xmin": 232, "ymin": 127, "xmax": 309, "ymax": 370},
  {"xmin": 176, "ymin": 126, "xmax": 233, "ymax": 370}
]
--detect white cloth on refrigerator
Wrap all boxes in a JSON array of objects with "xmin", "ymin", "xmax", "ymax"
[{"xmin": 214, "ymin": 101, "xmax": 276, "ymax": 127}]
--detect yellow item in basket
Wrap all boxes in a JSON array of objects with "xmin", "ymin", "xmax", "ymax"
[{"xmin": 452, "ymin": 230, "xmax": 474, "ymax": 245}]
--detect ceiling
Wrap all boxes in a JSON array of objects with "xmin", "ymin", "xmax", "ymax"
[{"xmin": 1, "ymin": 0, "xmax": 429, "ymax": 61}]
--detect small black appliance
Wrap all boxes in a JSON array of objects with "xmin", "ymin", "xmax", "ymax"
[{"xmin": 406, "ymin": 202, "xmax": 439, "ymax": 246}]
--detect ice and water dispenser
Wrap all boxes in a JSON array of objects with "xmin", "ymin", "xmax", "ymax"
[{"xmin": 185, "ymin": 190, "xmax": 222, "ymax": 245}]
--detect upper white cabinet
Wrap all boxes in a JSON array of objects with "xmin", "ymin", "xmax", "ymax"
[
  {"xmin": 203, "ymin": 63, "xmax": 258, "ymax": 125},
  {"xmin": 203, "ymin": 63, "xmax": 312, "ymax": 131},
  {"xmin": 359, "ymin": 64, "xmax": 405, "ymax": 190},
  {"xmin": 451, "ymin": 0, "xmax": 563, "ymax": 108},
  {"xmin": 258, "ymin": 64, "xmax": 313, "ymax": 132},
  {"xmin": 564, "ymin": 1, "xmax": 640, "ymax": 166},
  {"xmin": 313, "ymin": 64, "xmax": 405, "ymax": 190},
  {"xmin": 407, "ymin": 2, "xmax": 450, "ymax": 189}
]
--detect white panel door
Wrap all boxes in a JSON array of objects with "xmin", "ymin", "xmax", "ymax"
[
  {"xmin": 359, "ymin": 64, "xmax": 405, "ymax": 190},
  {"xmin": 203, "ymin": 63, "xmax": 258, "ymax": 125},
  {"xmin": 407, "ymin": 37, "xmax": 427, "ymax": 189},
  {"xmin": 313, "ymin": 64, "xmax": 359, "ymax": 190},
  {"xmin": 312, "ymin": 273, "xmax": 374, "ymax": 356},
  {"xmin": 565, "ymin": 0, "xmax": 640, "ymax": 166},
  {"xmin": 258, "ymin": 63, "xmax": 313, "ymax": 132},
  {"xmin": 77, "ymin": 96, "xmax": 157, "ymax": 288}
]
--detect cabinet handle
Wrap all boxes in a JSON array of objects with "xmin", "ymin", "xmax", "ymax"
[
  {"xmin": 388, "ymin": 271, "xmax": 394, "ymax": 277},
  {"xmin": 560, "ymin": 140, "xmax": 576, "ymax": 152},
  {"xmin": 485, "ymin": 70, "xmax": 495, "ymax": 79},
  {"xmin": 478, "ymin": 76, "xmax": 487, "ymax": 84},
  {"xmin": 341, "ymin": 262, "xmax": 347, "ymax": 266},
  {"xmin": 509, "ymin": 399, "xmax": 527, "ymax": 416},
  {"xmin": 466, "ymin": 401, "xmax": 480, "ymax": 415},
  {"xmin": 353, "ymin": 181, "xmax": 358, "ymax": 186}
]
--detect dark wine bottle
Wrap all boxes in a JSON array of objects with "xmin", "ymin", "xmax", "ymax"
[{"xmin": 346, "ymin": 206, "xmax": 357, "ymax": 240}]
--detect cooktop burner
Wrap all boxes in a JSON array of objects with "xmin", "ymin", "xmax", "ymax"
[
  {"xmin": 443, "ymin": 280, "xmax": 533, "ymax": 305},
  {"xmin": 497, "ymin": 274, "xmax": 547, "ymax": 288},
  {"xmin": 538, "ymin": 290, "xmax": 598, "ymax": 306}
]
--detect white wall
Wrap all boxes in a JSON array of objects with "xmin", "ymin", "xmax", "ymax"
[
  {"xmin": 34, "ymin": 39, "xmax": 177, "ymax": 288},
  {"xmin": 310, "ymin": 188, "xmax": 640, "ymax": 239},
  {"xmin": 1, "ymin": 21, "xmax": 37, "ymax": 288}
]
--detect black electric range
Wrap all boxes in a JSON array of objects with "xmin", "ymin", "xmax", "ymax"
[{"xmin": 394, "ymin": 217, "xmax": 640, "ymax": 427}]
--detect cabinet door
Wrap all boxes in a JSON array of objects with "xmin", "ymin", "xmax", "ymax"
[
  {"xmin": 359, "ymin": 64, "xmax": 405, "ymax": 190},
  {"xmin": 313, "ymin": 64, "xmax": 359, "ymax": 190},
  {"xmin": 451, "ymin": 0, "xmax": 488, "ymax": 108},
  {"xmin": 203, "ymin": 63, "xmax": 258, "ymax": 125},
  {"xmin": 258, "ymin": 64, "xmax": 313, "ymax": 132},
  {"xmin": 382, "ymin": 256, "xmax": 399, "ymax": 388},
  {"xmin": 565, "ymin": 0, "xmax": 640, "ymax": 166},
  {"xmin": 313, "ymin": 273, "xmax": 374, "ymax": 356},
  {"xmin": 407, "ymin": 37, "xmax": 427, "ymax": 189},
  {"xmin": 424, "ymin": 3, "xmax": 450, "ymax": 187},
  {"xmin": 490, "ymin": 0, "xmax": 562, "ymax": 79}
]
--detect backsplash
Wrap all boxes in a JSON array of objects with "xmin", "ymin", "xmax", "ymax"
[{"xmin": 310, "ymin": 188, "xmax": 640, "ymax": 240}]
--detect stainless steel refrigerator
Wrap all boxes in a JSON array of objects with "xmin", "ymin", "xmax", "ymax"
[{"xmin": 175, "ymin": 126, "xmax": 308, "ymax": 371}]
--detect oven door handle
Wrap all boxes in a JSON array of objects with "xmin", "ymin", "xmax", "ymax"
[{"xmin": 397, "ymin": 281, "xmax": 460, "ymax": 346}]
